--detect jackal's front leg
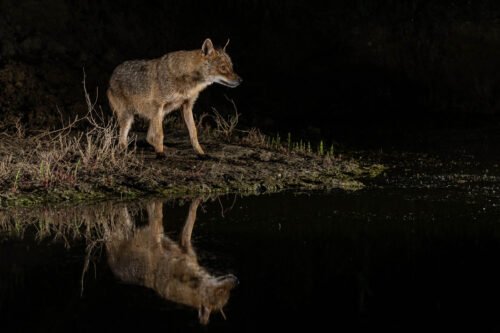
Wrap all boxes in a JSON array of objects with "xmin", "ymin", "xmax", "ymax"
[
  {"xmin": 147, "ymin": 113, "xmax": 166, "ymax": 158},
  {"xmin": 182, "ymin": 101, "xmax": 205, "ymax": 156},
  {"xmin": 180, "ymin": 197, "xmax": 203, "ymax": 254}
]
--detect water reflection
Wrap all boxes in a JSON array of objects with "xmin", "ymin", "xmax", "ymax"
[
  {"xmin": 0, "ymin": 196, "xmax": 238, "ymax": 326},
  {"xmin": 2, "ymin": 191, "xmax": 500, "ymax": 331},
  {"xmin": 104, "ymin": 197, "xmax": 238, "ymax": 325}
]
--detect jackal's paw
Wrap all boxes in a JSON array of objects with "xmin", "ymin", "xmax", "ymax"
[
  {"xmin": 156, "ymin": 151, "xmax": 167, "ymax": 159},
  {"xmin": 118, "ymin": 142, "xmax": 129, "ymax": 152},
  {"xmin": 193, "ymin": 144, "xmax": 205, "ymax": 155},
  {"xmin": 196, "ymin": 153, "xmax": 211, "ymax": 161}
]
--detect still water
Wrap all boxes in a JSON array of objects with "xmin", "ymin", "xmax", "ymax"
[{"xmin": 1, "ymin": 190, "xmax": 500, "ymax": 332}]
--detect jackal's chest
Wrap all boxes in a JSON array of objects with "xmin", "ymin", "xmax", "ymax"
[
  {"xmin": 162, "ymin": 94, "xmax": 186, "ymax": 112},
  {"xmin": 161, "ymin": 83, "xmax": 208, "ymax": 112}
]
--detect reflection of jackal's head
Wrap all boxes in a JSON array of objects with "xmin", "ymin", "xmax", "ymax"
[
  {"xmin": 197, "ymin": 273, "xmax": 239, "ymax": 325},
  {"xmin": 201, "ymin": 38, "xmax": 243, "ymax": 88},
  {"xmin": 105, "ymin": 198, "xmax": 238, "ymax": 325}
]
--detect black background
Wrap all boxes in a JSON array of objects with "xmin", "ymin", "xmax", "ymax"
[{"xmin": 1, "ymin": 0, "xmax": 500, "ymax": 151}]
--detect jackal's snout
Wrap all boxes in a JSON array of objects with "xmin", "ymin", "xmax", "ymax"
[
  {"xmin": 220, "ymin": 74, "xmax": 242, "ymax": 88},
  {"xmin": 216, "ymin": 273, "xmax": 239, "ymax": 287},
  {"xmin": 234, "ymin": 75, "xmax": 243, "ymax": 86}
]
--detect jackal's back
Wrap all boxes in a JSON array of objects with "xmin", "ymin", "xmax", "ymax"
[{"xmin": 108, "ymin": 59, "xmax": 158, "ymax": 97}]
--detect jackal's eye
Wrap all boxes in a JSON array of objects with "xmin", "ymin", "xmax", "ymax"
[{"xmin": 220, "ymin": 65, "xmax": 229, "ymax": 73}]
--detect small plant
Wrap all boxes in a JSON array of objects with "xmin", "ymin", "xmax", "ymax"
[
  {"xmin": 12, "ymin": 169, "xmax": 21, "ymax": 193},
  {"xmin": 211, "ymin": 107, "xmax": 240, "ymax": 142},
  {"xmin": 15, "ymin": 118, "xmax": 25, "ymax": 139},
  {"xmin": 73, "ymin": 159, "xmax": 80, "ymax": 182},
  {"xmin": 211, "ymin": 97, "xmax": 240, "ymax": 142},
  {"xmin": 240, "ymin": 127, "xmax": 266, "ymax": 147},
  {"xmin": 318, "ymin": 140, "xmax": 324, "ymax": 156},
  {"xmin": 195, "ymin": 112, "xmax": 211, "ymax": 135}
]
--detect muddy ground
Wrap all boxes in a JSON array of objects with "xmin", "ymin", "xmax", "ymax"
[
  {"xmin": 0, "ymin": 126, "xmax": 384, "ymax": 207},
  {"xmin": 2, "ymin": 116, "xmax": 499, "ymax": 209}
]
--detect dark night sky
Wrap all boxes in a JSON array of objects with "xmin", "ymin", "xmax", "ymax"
[{"xmin": 1, "ymin": 0, "xmax": 500, "ymax": 150}]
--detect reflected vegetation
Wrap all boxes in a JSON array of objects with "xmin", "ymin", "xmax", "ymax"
[{"xmin": 0, "ymin": 196, "xmax": 238, "ymax": 325}]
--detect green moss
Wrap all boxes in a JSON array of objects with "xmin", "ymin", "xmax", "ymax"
[{"xmin": 367, "ymin": 164, "xmax": 386, "ymax": 178}]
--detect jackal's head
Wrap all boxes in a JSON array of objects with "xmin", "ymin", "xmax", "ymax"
[
  {"xmin": 198, "ymin": 274, "xmax": 239, "ymax": 325},
  {"xmin": 201, "ymin": 38, "xmax": 242, "ymax": 88}
]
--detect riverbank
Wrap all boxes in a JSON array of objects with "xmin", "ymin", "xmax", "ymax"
[{"xmin": 0, "ymin": 118, "xmax": 384, "ymax": 208}]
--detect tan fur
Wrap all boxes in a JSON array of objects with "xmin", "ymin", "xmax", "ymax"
[
  {"xmin": 105, "ymin": 198, "xmax": 238, "ymax": 325},
  {"xmin": 107, "ymin": 38, "xmax": 242, "ymax": 156}
]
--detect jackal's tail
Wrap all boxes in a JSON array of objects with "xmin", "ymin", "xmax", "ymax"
[{"xmin": 106, "ymin": 87, "xmax": 117, "ymax": 115}]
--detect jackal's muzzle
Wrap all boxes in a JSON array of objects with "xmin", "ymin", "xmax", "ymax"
[{"xmin": 217, "ymin": 75, "xmax": 243, "ymax": 88}]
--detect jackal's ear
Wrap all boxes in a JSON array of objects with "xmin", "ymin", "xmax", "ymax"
[
  {"xmin": 223, "ymin": 38, "xmax": 230, "ymax": 52},
  {"xmin": 202, "ymin": 38, "xmax": 215, "ymax": 56}
]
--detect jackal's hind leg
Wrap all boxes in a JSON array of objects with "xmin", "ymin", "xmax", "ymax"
[{"xmin": 117, "ymin": 113, "xmax": 134, "ymax": 149}]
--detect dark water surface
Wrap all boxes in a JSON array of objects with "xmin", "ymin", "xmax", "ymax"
[{"xmin": 1, "ymin": 190, "xmax": 500, "ymax": 332}]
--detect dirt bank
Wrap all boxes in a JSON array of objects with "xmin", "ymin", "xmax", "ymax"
[{"xmin": 0, "ymin": 122, "xmax": 384, "ymax": 208}]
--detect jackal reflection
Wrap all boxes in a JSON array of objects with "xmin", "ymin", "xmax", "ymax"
[{"xmin": 105, "ymin": 198, "xmax": 238, "ymax": 325}]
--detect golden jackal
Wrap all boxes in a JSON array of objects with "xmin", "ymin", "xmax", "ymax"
[
  {"xmin": 107, "ymin": 38, "xmax": 242, "ymax": 157},
  {"xmin": 105, "ymin": 198, "xmax": 238, "ymax": 325}
]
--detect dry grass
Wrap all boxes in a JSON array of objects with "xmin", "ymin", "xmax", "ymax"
[
  {"xmin": 0, "ymin": 202, "xmax": 122, "ymax": 244},
  {"xmin": 210, "ymin": 97, "xmax": 241, "ymax": 143},
  {"xmin": 0, "ymin": 74, "xmax": 145, "ymax": 192},
  {"xmin": 240, "ymin": 127, "xmax": 267, "ymax": 147}
]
